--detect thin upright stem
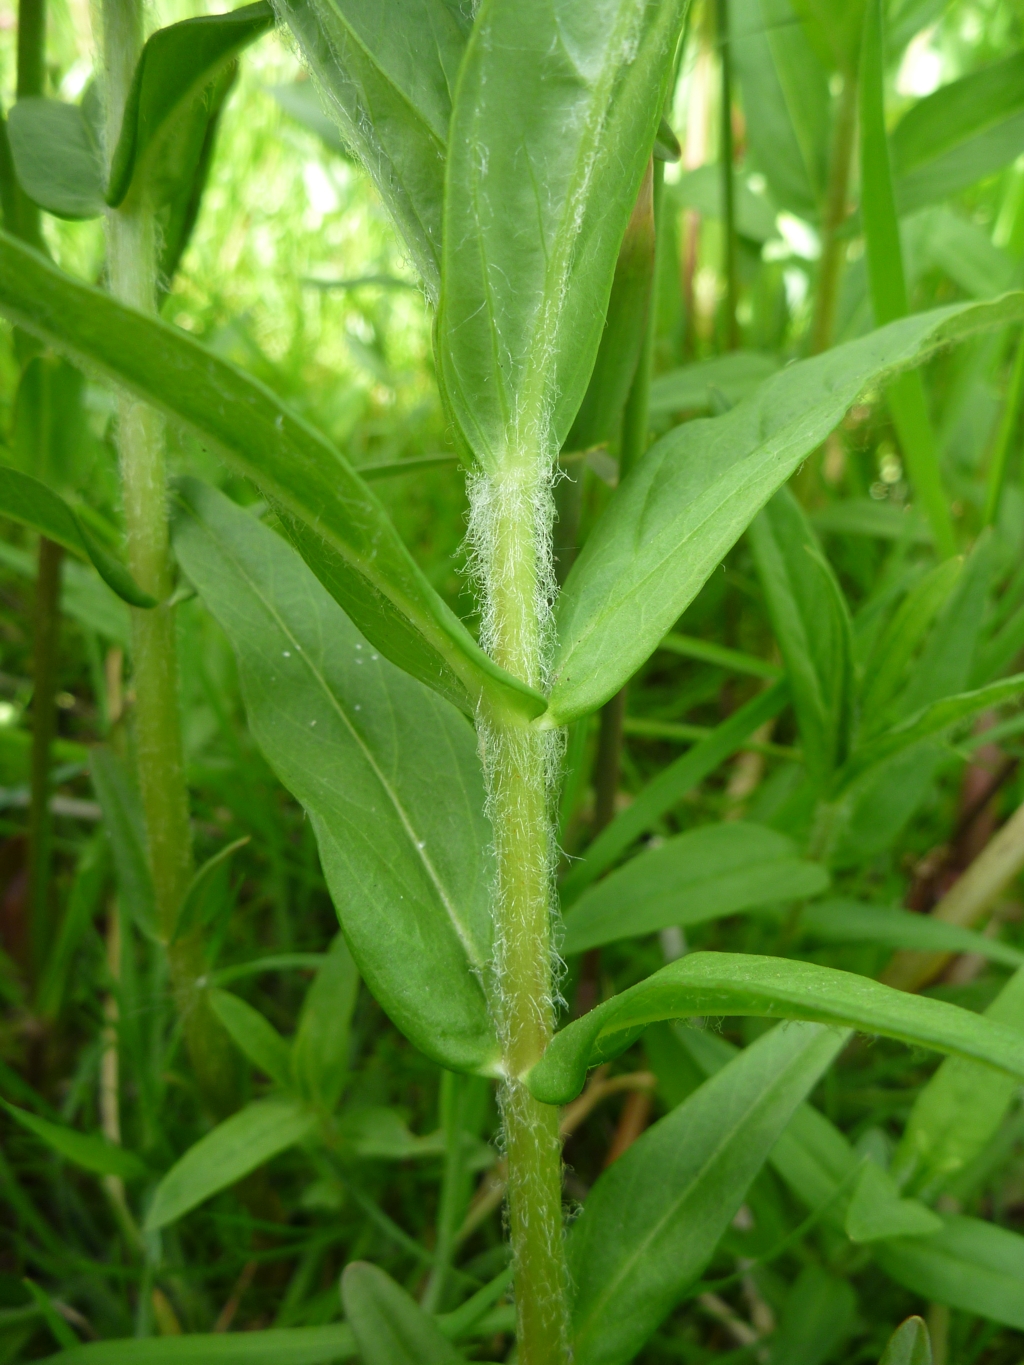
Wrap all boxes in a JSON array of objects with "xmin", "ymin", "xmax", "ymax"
[
  {"xmin": 717, "ymin": 0, "xmax": 738, "ymax": 350},
  {"xmin": 983, "ymin": 326, "xmax": 1024, "ymax": 527},
  {"xmin": 27, "ymin": 536, "xmax": 62, "ymax": 980},
  {"xmin": 810, "ymin": 72, "xmax": 858, "ymax": 356},
  {"xmin": 475, "ymin": 463, "xmax": 568, "ymax": 1365},
  {"xmin": 103, "ymin": 0, "xmax": 235, "ymax": 1111}
]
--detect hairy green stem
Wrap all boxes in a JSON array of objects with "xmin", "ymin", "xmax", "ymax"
[
  {"xmin": 810, "ymin": 72, "xmax": 858, "ymax": 356},
  {"xmin": 103, "ymin": 0, "xmax": 235, "ymax": 1111},
  {"xmin": 475, "ymin": 463, "xmax": 568, "ymax": 1365},
  {"xmin": 27, "ymin": 537, "xmax": 62, "ymax": 980}
]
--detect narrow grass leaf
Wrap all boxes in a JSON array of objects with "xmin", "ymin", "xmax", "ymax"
[
  {"xmin": 768, "ymin": 1265, "xmax": 857, "ymax": 1365},
  {"xmin": 527, "ymin": 951, "xmax": 1024, "ymax": 1104},
  {"xmin": 795, "ymin": 898, "xmax": 1024, "ymax": 968},
  {"xmin": 35, "ymin": 1326, "xmax": 356, "ymax": 1363},
  {"xmin": 89, "ymin": 748, "xmax": 158, "ymax": 943}
]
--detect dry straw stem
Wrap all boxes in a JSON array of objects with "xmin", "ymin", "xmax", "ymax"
[{"xmin": 883, "ymin": 798, "xmax": 1024, "ymax": 991}]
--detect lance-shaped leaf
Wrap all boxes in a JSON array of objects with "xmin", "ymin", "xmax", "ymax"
[
  {"xmin": 750, "ymin": 488, "xmax": 855, "ymax": 783},
  {"xmin": 144, "ymin": 1096, "xmax": 316, "ymax": 1231},
  {"xmin": 276, "ymin": 0, "xmax": 468, "ymax": 300},
  {"xmin": 527, "ymin": 951, "xmax": 1024, "ymax": 1104},
  {"xmin": 7, "ymin": 97, "xmax": 105, "ymax": 219},
  {"xmin": 0, "ymin": 465, "xmax": 154, "ymax": 607},
  {"xmin": 172, "ymin": 478, "xmax": 500, "ymax": 1076},
  {"xmin": 875, "ymin": 1216, "xmax": 1024, "ymax": 1331},
  {"xmin": 878, "ymin": 1318, "xmax": 932, "ymax": 1365},
  {"xmin": 209, "ymin": 990, "xmax": 294, "ymax": 1090},
  {"xmin": 90, "ymin": 748, "xmax": 159, "ymax": 943},
  {"xmin": 2, "ymin": 1101, "xmax": 149, "ymax": 1181},
  {"xmin": 438, "ymin": 0, "xmax": 686, "ymax": 472},
  {"xmin": 106, "ymin": 2, "xmax": 274, "ymax": 208},
  {"xmin": 892, "ymin": 51, "xmax": 1024, "ymax": 213},
  {"xmin": 34, "ymin": 1325, "xmax": 357, "ymax": 1363},
  {"xmin": 547, "ymin": 294, "xmax": 1024, "ymax": 725},
  {"xmin": 561, "ymin": 822, "xmax": 828, "ymax": 954},
  {"xmin": 0, "ymin": 232, "xmax": 541, "ymax": 719},
  {"xmin": 341, "ymin": 1263, "xmax": 462, "ymax": 1365},
  {"xmin": 568, "ymin": 1022, "xmax": 845, "ymax": 1365},
  {"xmin": 291, "ymin": 933, "xmax": 359, "ymax": 1110}
]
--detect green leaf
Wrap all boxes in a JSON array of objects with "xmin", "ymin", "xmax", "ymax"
[
  {"xmin": 7, "ymin": 97, "xmax": 104, "ymax": 219},
  {"xmin": 106, "ymin": 2, "xmax": 274, "ymax": 208},
  {"xmin": 172, "ymin": 837, "xmax": 249, "ymax": 942},
  {"xmin": 750, "ymin": 489, "xmax": 855, "ymax": 783},
  {"xmin": 1, "ymin": 1102, "xmax": 149, "ymax": 1181},
  {"xmin": 730, "ymin": 0, "xmax": 830, "ymax": 218},
  {"xmin": 860, "ymin": 557, "xmax": 962, "ymax": 722},
  {"xmin": 291, "ymin": 934, "xmax": 359, "ymax": 1110},
  {"xmin": 438, "ymin": 0, "xmax": 685, "ymax": 472},
  {"xmin": 859, "ymin": 0, "xmax": 955, "ymax": 556},
  {"xmin": 892, "ymin": 52, "xmax": 1024, "ymax": 213},
  {"xmin": 35, "ymin": 1325, "xmax": 356, "ymax": 1363},
  {"xmin": 0, "ymin": 232, "xmax": 540, "ymax": 719},
  {"xmin": 268, "ymin": 81, "xmax": 350, "ymax": 157},
  {"xmin": 548, "ymin": 297, "xmax": 1024, "ymax": 725},
  {"xmin": 144, "ymin": 1096, "xmax": 316, "ymax": 1232},
  {"xmin": 340, "ymin": 1262, "xmax": 462, "ymax": 1365},
  {"xmin": 794, "ymin": 898, "xmax": 1024, "ymax": 969},
  {"xmin": 336, "ymin": 1107, "xmax": 447, "ymax": 1161},
  {"xmin": 787, "ymin": 0, "xmax": 865, "ymax": 74},
  {"xmin": 875, "ymin": 1216, "xmax": 1024, "ymax": 1331},
  {"xmin": 568, "ymin": 1022, "xmax": 845, "ymax": 1365},
  {"xmin": 648, "ymin": 351, "xmax": 781, "ymax": 418},
  {"xmin": 560, "ymin": 681, "xmax": 790, "ymax": 903},
  {"xmin": 0, "ymin": 464, "xmax": 154, "ymax": 608},
  {"xmin": 172, "ymin": 479, "xmax": 500, "ymax": 1077},
  {"xmin": 561, "ymin": 822, "xmax": 828, "ymax": 954},
  {"xmin": 878, "ymin": 1318, "xmax": 931, "ymax": 1365},
  {"xmin": 670, "ymin": 167, "xmax": 779, "ymax": 243},
  {"xmin": 768, "ymin": 1265, "xmax": 857, "ymax": 1365},
  {"xmin": 837, "ymin": 671, "xmax": 1024, "ymax": 792},
  {"xmin": 565, "ymin": 164, "xmax": 656, "ymax": 453},
  {"xmin": 209, "ymin": 990, "xmax": 294, "ymax": 1091},
  {"xmin": 527, "ymin": 951, "xmax": 1024, "ymax": 1105},
  {"xmin": 277, "ymin": 0, "xmax": 468, "ymax": 300},
  {"xmin": 844, "ymin": 1160, "xmax": 942, "ymax": 1242},
  {"xmin": 89, "ymin": 748, "xmax": 159, "ymax": 943},
  {"xmin": 894, "ymin": 966, "xmax": 1024, "ymax": 1199}
]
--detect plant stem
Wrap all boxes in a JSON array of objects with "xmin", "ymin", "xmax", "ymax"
[
  {"xmin": 103, "ymin": 0, "xmax": 235, "ymax": 1111},
  {"xmin": 717, "ymin": 0, "xmax": 738, "ymax": 350},
  {"xmin": 809, "ymin": 72, "xmax": 858, "ymax": 356},
  {"xmin": 476, "ymin": 463, "xmax": 568, "ymax": 1365},
  {"xmin": 27, "ymin": 536, "xmax": 62, "ymax": 980},
  {"xmin": 983, "ymin": 326, "xmax": 1024, "ymax": 526}
]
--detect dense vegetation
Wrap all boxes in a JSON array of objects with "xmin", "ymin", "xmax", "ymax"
[{"xmin": 4, "ymin": 0, "xmax": 1024, "ymax": 1362}]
